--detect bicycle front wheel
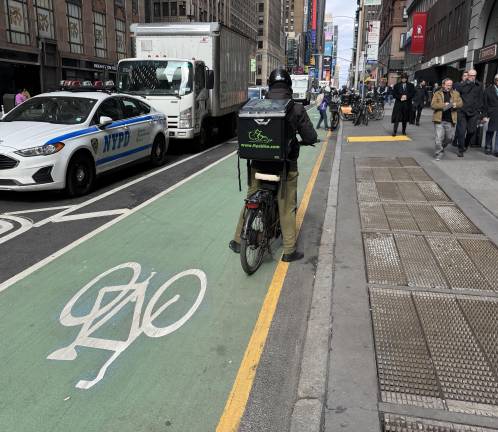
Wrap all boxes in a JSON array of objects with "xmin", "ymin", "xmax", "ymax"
[{"xmin": 240, "ymin": 208, "xmax": 266, "ymax": 275}]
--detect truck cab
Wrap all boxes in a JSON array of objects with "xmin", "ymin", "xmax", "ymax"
[
  {"xmin": 117, "ymin": 58, "xmax": 213, "ymax": 142},
  {"xmin": 290, "ymin": 75, "xmax": 311, "ymax": 106}
]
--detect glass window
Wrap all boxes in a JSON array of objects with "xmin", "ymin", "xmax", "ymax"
[
  {"xmin": 117, "ymin": 60, "xmax": 194, "ymax": 96},
  {"xmin": 3, "ymin": 96, "xmax": 97, "ymax": 125},
  {"xmin": 162, "ymin": 2, "xmax": 169, "ymax": 16},
  {"xmin": 94, "ymin": 12, "xmax": 107, "ymax": 58},
  {"xmin": 93, "ymin": 98, "xmax": 123, "ymax": 123},
  {"xmin": 4, "ymin": 0, "xmax": 31, "ymax": 45},
  {"xmin": 179, "ymin": 1, "xmax": 185, "ymax": 16},
  {"xmin": 67, "ymin": 1, "xmax": 83, "ymax": 54},
  {"xmin": 153, "ymin": 2, "xmax": 160, "ymax": 16},
  {"xmin": 115, "ymin": 18, "xmax": 126, "ymax": 60},
  {"xmin": 121, "ymin": 97, "xmax": 143, "ymax": 118},
  {"xmin": 170, "ymin": 1, "xmax": 177, "ymax": 16},
  {"xmin": 132, "ymin": 0, "xmax": 138, "ymax": 15},
  {"xmin": 35, "ymin": 0, "xmax": 55, "ymax": 40}
]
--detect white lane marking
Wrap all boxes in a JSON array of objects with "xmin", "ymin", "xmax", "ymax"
[
  {"xmin": 47, "ymin": 262, "xmax": 207, "ymax": 389},
  {"xmin": 35, "ymin": 143, "xmax": 226, "ymax": 227},
  {"xmin": 45, "ymin": 209, "xmax": 131, "ymax": 224},
  {"xmin": 0, "ymin": 219, "xmax": 14, "ymax": 235},
  {"xmin": 0, "ymin": 142, "xmax": 228, "ymax": 239},
  {"xmin": 0, "ymin": 215, "xmax": 33, "ymax": 245},
  {"xmin": 0, "ymin": 151, "xmax": 236, "ymax": 293},
  {"xmin": 5, "ymin": 206, "xmax": 72, "ymax": 216}
]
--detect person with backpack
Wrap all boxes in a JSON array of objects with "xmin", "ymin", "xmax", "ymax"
[
  {"xmin": 229, "ymin": 68, "xmax": 317, "ymax": 262},
  {"xmin": 316, "ymin": 89, "xmax": 331, "ymax": 130}
]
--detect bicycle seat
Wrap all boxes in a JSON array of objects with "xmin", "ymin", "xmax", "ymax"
[{"xmin": 255, "ymin": 173, "xmax": 280, "ymax": 182}]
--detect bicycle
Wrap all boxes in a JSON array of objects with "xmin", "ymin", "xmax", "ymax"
[
  {"xmin": 240, "ymin": 172, "xmax": 282, "ymax": 275},
  {"xmin": 353, "ymin": 98, "xmax": 369, "ymax": 126}
]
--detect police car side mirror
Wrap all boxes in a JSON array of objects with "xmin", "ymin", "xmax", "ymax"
[{"xmin": 98, "ymin": 116, "xmax": 113, "ymax": 129}]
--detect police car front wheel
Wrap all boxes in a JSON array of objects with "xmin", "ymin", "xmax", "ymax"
[
  {"xmin": 65, "ymin": 153, "xmax": 96, "ymax": 197},
  {"xmin": 150, "ymin": 134, "xmax": 167, "ymax": 167}
]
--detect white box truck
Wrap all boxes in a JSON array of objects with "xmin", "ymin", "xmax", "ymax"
[
  {"xmin": 290, "ymin": 75, "xmax": 311, "ymax": 106},
  {"xmin": 117, "ymin": 22, "xmax": 255, "ymax": 151}
]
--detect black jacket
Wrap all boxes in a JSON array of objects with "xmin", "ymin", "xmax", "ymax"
[
  {"xmin": 484, "ymin": 85, "xmax": 498, "ymax": 132},
  {"xmin": 391, "ymin": 82, "xmax": 415, "ymax": 123},
  {"xmin": 455, "ymin": 80, "xmax": 484, "ymax": 116},
  {"xmin": 413, "ymin": 85, "xmax": 428, "ymax": 107},
  {"xmin": 252, "ymin": 83, "xmax": 317, "ymax": 172}
]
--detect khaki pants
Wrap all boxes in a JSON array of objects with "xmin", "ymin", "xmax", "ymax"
[{"xmin": 234, "ymin": 168, "xmax": 299, "ymax": 255}]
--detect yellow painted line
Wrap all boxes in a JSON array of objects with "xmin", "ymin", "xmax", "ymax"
[
  {"xmin": 216, "ymin": 132, "xmax": 331, "ymax": 432},
  {"xmin": 347, "ymin": 135, "xmax": 411, "ymax": 143}
]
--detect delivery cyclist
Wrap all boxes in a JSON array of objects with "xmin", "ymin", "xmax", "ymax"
[{"xmin": 229, "ymin": 67, "xmax": 318, "ymax": 262}]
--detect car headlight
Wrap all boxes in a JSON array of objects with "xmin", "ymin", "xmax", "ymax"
[
  {"xmin": 179, "ymin": 108, "xmax": 192, "ymax": 129},
  {"xmin": 15, "ymin": 142, "xmax": 65, "ymax": 157}
]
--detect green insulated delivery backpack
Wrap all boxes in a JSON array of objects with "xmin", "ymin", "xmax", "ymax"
[{"xmin": 237, "ymin": 98, "xmax": 294, "ymax": 161}]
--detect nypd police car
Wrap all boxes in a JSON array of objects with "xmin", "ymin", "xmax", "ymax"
[{"xmin": 0, "ymin": 91, "xmax": 168, "ymax": 196}]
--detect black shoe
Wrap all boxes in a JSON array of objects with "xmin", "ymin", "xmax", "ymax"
[
  {"xmin": 494, "ymin": 153, "xmax": 498, "ymax": 158},
  {"xmin": 457, "ymin": 151, "xmax": 464, "ymax": 158},
  {"xmin": 485, "ymin": 149, "xmax": 492, "ymax": 155},
  {"xmin": 402, "ymin": 130, "xmax": 406, "ymax": 135},
  {"xmin": 229, "ymin": 240, "xmax": 240, "ymax": 254},
  {"xmin": 282, "ymin": 250, "xmax": 304, "ymax": 262},
  {"xmin": 416, "ymin": 122, "xmax": 420, "ymax": 126},
  {"xmin": 392, "ymin": 132, "xmax": 397, "ymax": 137}
]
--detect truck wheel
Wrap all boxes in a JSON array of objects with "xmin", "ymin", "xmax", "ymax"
[
  {"xmin": 192, "ymin": 123, "xmax": 208, "ymax": 153},
  {"xmin": 150, "ymin": 134, "xmax": 167, "ymax": 167},
  {"xmin": 65, "ymin": 152, "xmax": 95, "ymax": 197}
]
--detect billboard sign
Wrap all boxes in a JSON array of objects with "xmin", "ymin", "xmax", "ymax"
[
  {"xmin": 411, "ymin": 12, "xmax": 427, "ymax": 54},
  {"xmin": 367, "ymin": 20, "xmax": 380, "ymax": 62},
  {"xmin": 324, "ymin": 41, "xmax": 333, "ymax": 56}
]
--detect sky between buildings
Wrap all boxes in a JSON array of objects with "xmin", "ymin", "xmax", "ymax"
[{"xmin": 327, "ymin": 0, "xmax": 357, "ymax": 86}]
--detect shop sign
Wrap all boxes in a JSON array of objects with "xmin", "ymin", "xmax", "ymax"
[
  {"xmin": 478, "ymin": 44, "xmax": 498, "ymax": 63},
  {"xmin": 93, "ymin": 63, "xmax": 117, "ymax": 71},
  {"xmin": 410, "ymin": 12, "xmax": 427, "ymax": 54}
]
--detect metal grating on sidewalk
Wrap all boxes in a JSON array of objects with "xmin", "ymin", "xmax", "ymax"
[
  {"xmin": 382, "ymin": 413, "xmax": 498, "ymax": 431},
  {"xmin": 363, "ymin": 233, "xmax": 408, "ymax": 286},
  {"xmin": 370, "ymin": 288, "xmax": 444, "ymax": 409},
  {"xmin": 395, "ymin": 234, "xmax": 448, "ymax": 289},
  {"xmin": 354, "ymin": 157, "xmax": 498, "ymax": 427}
]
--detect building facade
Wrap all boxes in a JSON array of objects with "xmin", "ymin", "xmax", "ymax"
[
  {"xmin": 284, "ymin": 0, "xmax": 305, "ymax": 72},
  {"xmin": 255, "ymin": 0, "xmax": 286, "ymax": 85},
  {"xmin": 0, "ymin": 0, "xmax": 144, "ymax": 100},
  {"xmin": 378, "ymin": 0, "xmax": 407, "ymax": 85},
  {"xmin": 145, "ymin": 0, "xmax": 257, "ymax": 41}
]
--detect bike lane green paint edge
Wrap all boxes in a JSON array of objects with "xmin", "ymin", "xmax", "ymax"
[{"xmin": 0, "ymin": 114, "xmax": 327, "ymax": 432}]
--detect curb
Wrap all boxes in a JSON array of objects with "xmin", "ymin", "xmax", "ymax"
[{"xmin": 289, "ymin": 123, "xmax": 342, "ymax": 432}]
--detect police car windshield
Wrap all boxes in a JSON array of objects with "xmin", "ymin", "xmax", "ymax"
[
  {"xmin": 117, "ymin": 60, "xmax": 193, "ymax": 96},
  {"xmin": 3, "ymin": 96, "xmax": 97, "ymax": 124}
]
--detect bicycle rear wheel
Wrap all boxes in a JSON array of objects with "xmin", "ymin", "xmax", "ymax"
[{"xmin": 240, "ymin": 208, "xmax": 266, "ymax": 275}]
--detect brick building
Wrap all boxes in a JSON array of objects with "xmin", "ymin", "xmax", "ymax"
[{"xmin": 0, "ymin": 0, "xmax": 144, "ymax": 101}]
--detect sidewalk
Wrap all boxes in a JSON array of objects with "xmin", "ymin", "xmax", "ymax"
[{"xmin": 302, "ymin": 108, "xmax": 498, "ymax": 431}]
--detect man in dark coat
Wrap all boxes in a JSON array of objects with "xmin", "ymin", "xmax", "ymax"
[
  {"xmin": 391, "ymin": 73, "xmax": 415, "ymax": 136},
  {"xmin": 484, "ymin": 74, "xmax": 498, "ymax": 156},
  {"xmin": 412, "ymin": 80, "xmax": 428, "ymax": 125},
  {"xmin": 455, "ymin": 69, "xmax": 484, "ymax": 157},
  {"xmin": 230, "ymin": 67, "xmax": 318, "ymax": 262}
]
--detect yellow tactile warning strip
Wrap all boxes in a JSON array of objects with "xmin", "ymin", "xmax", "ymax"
[{"xmin": 347, "ymin": 135, "xmax": 412, "ymax": 143}]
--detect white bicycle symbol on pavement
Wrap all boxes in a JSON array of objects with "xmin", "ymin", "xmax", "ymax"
[{"xmin": 47, "ymin": 262, "xmax": 207, "ymax": 389}]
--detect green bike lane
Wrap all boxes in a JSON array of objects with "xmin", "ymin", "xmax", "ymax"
[{"xmin": 0, "ymin": 111, "xmax": 328, "ymax": 432}]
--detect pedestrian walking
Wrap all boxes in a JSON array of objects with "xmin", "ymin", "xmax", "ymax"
[
  {"xmin": 316, "ymin": 90, "xmax": 330, "ymax": 130},
  {"xmin": 377, "ymin": 80, "xmax": 388, "ymax": 107},
  {"xmin": 412, "ymin": 80, "xmax": 428, "ymax": 125},
  {"xmin": 15, "ymin": 88, "xmax": 30, "ymax": 106},
  {"xmin": 391, "ymin": 73, "xmax": 415, "ymax": 136},
  {"xmin": 483, "ymin": 74, "xmax": 498, "ymax": 156},
  {"xmin": 455, "ymin": 69, "xmax": 484, "ymax": 157},
  {"xmin": 451, "ymin": 71, "xmax": 469, "ymax": 147},
  {"xmin": 431, "ymin": 78, "xmax": 463, "ymax": 160}
]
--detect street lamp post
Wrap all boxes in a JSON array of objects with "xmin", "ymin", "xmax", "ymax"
[{"xmin": 354, "ymin": 0, "xmax": 365, "ymax": 92}]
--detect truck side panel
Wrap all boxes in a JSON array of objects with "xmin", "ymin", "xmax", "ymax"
[{"xmin": 216, "ymin": 28, "xmax": 255, "ymax": 116}]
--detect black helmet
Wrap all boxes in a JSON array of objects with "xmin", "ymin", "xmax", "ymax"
[{"xmin": 268, "ymin": 68, "xmax": 292, "ymax": 88}]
